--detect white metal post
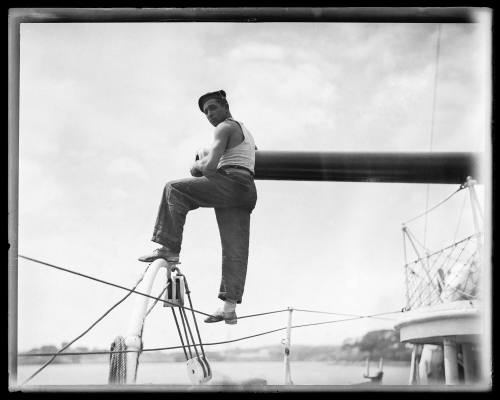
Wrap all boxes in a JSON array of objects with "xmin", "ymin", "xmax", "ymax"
[
  {"xmin": 408, "ymin": 344, "xmax": 421, "ymax": 385},
  {"xmin": 443, "ymin": 338, "xmax": 460, "ymax": 385},
  {"xmin": 461, "ymin": 343, "xmax": 475, "ymax": 384},
  {"xmin": 283, "ymin": 307, "xmax": 293, "ymax": 385},
  {"xmin": 125, "ymin": 259, "xmax": 168, "ymax": 383}
]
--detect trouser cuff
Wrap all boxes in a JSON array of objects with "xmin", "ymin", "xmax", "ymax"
[
  {"xmin": 151, "ymin": 236, "xmax": 180, "ymax": 254},
  {"xmin": 218, "ymin": 293, "xmax": 242, "ymax": 304}
]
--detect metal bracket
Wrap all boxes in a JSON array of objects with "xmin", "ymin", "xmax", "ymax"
[{"xmin": 164, "ymin": 271, "xmax": 185, "ymax": 307}]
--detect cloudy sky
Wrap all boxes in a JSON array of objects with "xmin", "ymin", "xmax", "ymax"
[{"xmin": 16, "ymin": 18, "xmax": 490, "ymax": 358}]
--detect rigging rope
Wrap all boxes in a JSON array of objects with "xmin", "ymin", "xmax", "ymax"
[
  {"xmin": 18, "ymin": 309, "xmax": 404, "ymax": 359},
  {"xmin": 237, "ymin": 309, "xmax": 290, "ymax": 320},
  {"xmin": 19, "ymin": 262, "xmax": 152, "ymax": 386},
  {"xmin": 20, "ymin": 254, "xmax": 404, "ymax": 326},
  {"xmin": 405, "ymin": 233, "xmax": 480, "ymax": 309},
  {"xmin": 402, "ymin": 185, "xmax": 464, "ymax": 225},
  {"xmin": 404, "ymin": 233, "xmax": 478, "ymax": 266},
  {"xmin": 171, "ymin": 307, "xmax": 189, "ymax": 360},
  {"xmin": 419, "ymin": 250, "xmax": 478, "ymax": 306},
  {"xmin": 423, "ymin": 23, "xmax": 442, "ymax": 251},
  {"xmin": 18, "ymin": 254, "xmax": 288, "ymax": 321},
  {"xmin": 17, "ymin": 254, "xmax": 404, "ymax": 385},
  {"xmin": 18, "ymin": 255, "xmax": 212, "ymax": 318},
  {"xmin": 404, "ymin": 226, "xmax": 434, "ymax": 255},
  {"xmin": 182, "ymin": 273, "xmax": 208, "ymax": 362},
  {"xmin": 292, "ymin": 308, "xmax": 395, "ymax": 321},
  {"xmin": 452, "ymin": 190, "xmax": 468, "ymax": 244}
]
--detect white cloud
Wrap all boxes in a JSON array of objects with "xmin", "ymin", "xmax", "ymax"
[
  {"xmin": 106, "ymin": 157, "xmax": 149, "ymax": 181},
  {"xmin": 18, "ymin": 163, "xmax": 64, "ymax": 216},
  {"xmin": 228, "ymin": 42, "xmax": 287, "ymax": 62}
]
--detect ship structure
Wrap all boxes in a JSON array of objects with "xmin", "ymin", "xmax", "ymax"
[{"xmin": 395, "ymin": 177, "xmax": 485, "ymax": 385}]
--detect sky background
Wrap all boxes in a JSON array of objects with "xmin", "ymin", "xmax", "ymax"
[{"xmin": 16, "ymin": 18, "xmax": 490, "ymax": 357}]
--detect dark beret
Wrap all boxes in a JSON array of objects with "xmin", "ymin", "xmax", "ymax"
[{"xmin": 198, "ymin": 90, "xmax": 227, "ymax": 112}]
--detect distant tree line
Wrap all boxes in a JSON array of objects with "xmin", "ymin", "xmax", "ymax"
[
  {"xmin": 19, "ymin": 344, "xmax": 108, "ymax": 365},
  {"xmin": 19, "ymin": 330, "xmax": 413, "ymax": 364},
  {"xmin": 339, "ymin": 329, "xmax": 413, "ymax": 362}
]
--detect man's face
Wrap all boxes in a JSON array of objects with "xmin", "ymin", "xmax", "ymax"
[{"xmin": 202, "ymin": 99, "xmax": 228, "ymax": 127}]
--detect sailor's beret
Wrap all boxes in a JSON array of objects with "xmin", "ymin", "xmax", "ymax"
[{"xmin": 198, "ymin": 90, "xmax": 227, "ymax": 112}]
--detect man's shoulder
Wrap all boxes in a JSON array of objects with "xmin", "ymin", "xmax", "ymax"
[
  {"xmin": 215, "ymin": 120, "xmax": 241, "ymax": 135},
  {"xmin": 219, "ymin": 119, "xmax": 242, "ymax": 128}
]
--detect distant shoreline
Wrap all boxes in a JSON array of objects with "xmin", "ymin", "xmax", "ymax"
[
  {"xmin": 19, "ymin": 329, "xmax": 413, "ymax": 365},
  {"xmin": 18, "ymin": 358, "xmax": 410, "ymax": 366}
]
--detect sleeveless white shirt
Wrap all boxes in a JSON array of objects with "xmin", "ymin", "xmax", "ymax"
[{"xmin": 217, "ymin": 118, "xmax": 256, "ymax": 173}]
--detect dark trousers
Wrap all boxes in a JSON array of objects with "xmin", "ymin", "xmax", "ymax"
[{"xmin": 152, "ymin": 170, "xmax": 257, "ymax": 303}]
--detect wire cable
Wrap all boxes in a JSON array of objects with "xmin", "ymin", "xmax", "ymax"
[
  {"xmin": 237, "ymin": 309, "xmax": 289, "ymax": 320},
  {"xmin": 402, "ymin": 185, "xmax": 464, "ymax": 226},
  {"xmin": 452, "ymin": 190, "xmax": 468, "ymax": 244},
  {"xmin": 19, "ymin": 255, "xmax": 293, "ymax": 322},
  {"xmin": 404, "ymin": 233, "xmax": 477, "ymax": 266},
  {"xmin": 19, "ymin": 262, "xmax": 153, "ymax": 386},
  {"xmin": 18, "ymin": 255, "xmax": 212, "ymax": 318},
  {"xmin": 19, "ymin": 309, "xmax": 404, "ymax": 359},
  {"xmin": 292, "ymin": 308, "xmax": 395, "ymax": 321},
  {"xmin": 423, "ymin": 23, "xmax": 442, "ymax": 251},
  {"xmin": 17, "ymin": 253, "xmax": 405, "ymax": 379}
]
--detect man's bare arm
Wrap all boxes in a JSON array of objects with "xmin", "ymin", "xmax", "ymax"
[{"xmin": 191, "ymin": 123, "xmax": 233, "ymax": 177}]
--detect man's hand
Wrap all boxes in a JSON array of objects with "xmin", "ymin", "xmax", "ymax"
[
  {"xmin": 195, "ymin": 147, "xmax": 210, "ymax": 161},
  {"xmin": 190, "ymin": 162, "xmax": 203, "ymax": 177}
]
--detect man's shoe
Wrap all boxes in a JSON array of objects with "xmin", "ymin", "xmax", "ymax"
[
  {"xmin": 138, "ymin": 247, "xmax": 179, "ymax": 263},
  {"xmin": 204, "ymin": 309, "xmax": 237, "ymax": 325}
]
